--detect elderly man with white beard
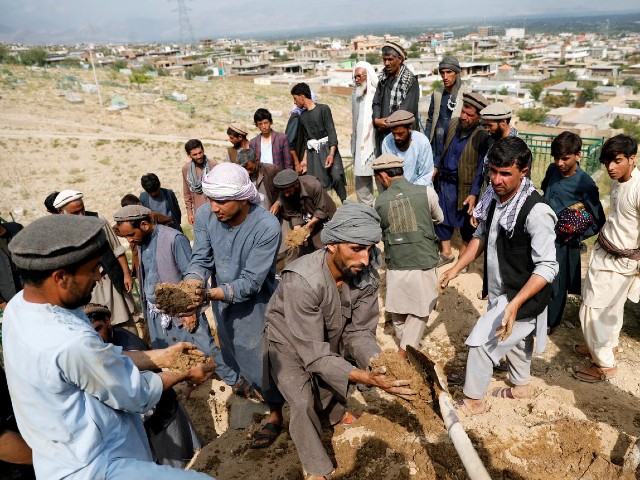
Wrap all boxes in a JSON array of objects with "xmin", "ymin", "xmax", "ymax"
[{"xmin": 350, "ymin": 61, "xmax": 379, "ymax": 207}]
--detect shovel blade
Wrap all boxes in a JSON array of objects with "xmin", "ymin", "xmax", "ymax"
[{"xmin": 406, "ymin": 345, "xmax": 450, "ymax": 396}]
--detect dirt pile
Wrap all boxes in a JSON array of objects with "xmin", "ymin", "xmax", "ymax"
[
  {"xmin": 284, "ymin": 227, "xmax": 309, "ymax": 248},
  {"xmin": 154, "ymin": 281, "xmax": 201, "ymax": 316}
]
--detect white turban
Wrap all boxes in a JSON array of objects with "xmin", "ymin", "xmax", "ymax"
[
  {"xmin": 201, "ymin": 163, "xmax": 264, "ymax": 204},
  {"xmin": 53, "ymin": 190, "xmax": 84, "ymax": 209}
]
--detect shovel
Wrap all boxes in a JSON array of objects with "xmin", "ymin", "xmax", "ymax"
[{"xmin": 406, "ymin": 346, "xmax": 491, "ymax": 480}]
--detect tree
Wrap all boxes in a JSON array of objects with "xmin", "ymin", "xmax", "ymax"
[
  {"xmin": 579, "ymin": 82, "xmax": 598, "ymax": 104},
  {"xmin": 529, "ymin": 83, "xmax": 543, "ymax": 101},
  {"xmin": 129, "ymin": 69, "xmax": 150, "ymax": 89},
  {"xmin": 0, "ymin": 44, "xmax": 8, "ymax": 64},
  {"xmin": 20, "ymin": 47, "xmax": 47, "ymax": 66},
  {"xmin": 517, "ymin": 108, "xmax": 548, "ymax": 124},
  {"xmin": 430, "ymin": 79, "xmax": 443, "ymax": 93},
  {"xmin": 112, "ymin": 59, "xmax": 128, "ymax": 70},
  {"xmin": 184, "ymin": 64, "xmax": 207, "ymax": 79},
  {"xmin": 364, "ymin": 52, "xmax": 381, "ymax": 66},
  {"xmin": 610, "ymin": 117, "xmax": 640, "ymax": 142}
]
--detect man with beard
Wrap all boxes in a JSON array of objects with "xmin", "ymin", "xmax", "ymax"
[
  {"xmin": 434, "ymin": 92, "xmax": 490, "ymax": 267},
  {"xmin": 425, "ymin": 56, "xmax": 467, "ymax": 171},
  {"xmin": 381, "ymin": 110, "xmax": 434, "ymax": 186},
  {"xmin": 372, "ymin": 41, "xmax": 419, "ymax": 156},
  {"xmin": 248, "ymin": 108, "xmax": 294, "ymax": 171},
  {"xmin": 2, "ymin": 214, "xmax": 214, "ymax": 479},
  {"xmin": 236, "ymin": 148, "xmax": 281, "ymax": 211},
  {"xmin": 291, "ymin": 82, "xmax": 347, "ymax": 202},
  {"xmin": 182, "ymin": 139, "xmax": 216, "ymax": 226},
  {"xmin": 351, "ymin": 61, "xmax": 379, "ymax": 206},
  {"xmin": 271, "ymin": 169, "xmax": 337, "ymax": 265},
  {"xmin": 224, "ymin": 122, "xmax": 250, "ymax": 163},
  {"xmin": 54, "ymin": 189, "xmax": 139, "ymax": 335},
  {"xmin": 264, "ymin": 202, "xmax": 416, "ymax": 479}
]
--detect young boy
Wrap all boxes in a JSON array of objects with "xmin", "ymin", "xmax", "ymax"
[
  {"xmin": 139, "ymin": 173, "xmax": 183, "ymax": 233},
  {"xmin": 541, "ymin": 131, "xmax": 605, "ymax": 332},
  {"xmin": 574, "ymin": 134, "xmax": 640, "ymax": 382}
]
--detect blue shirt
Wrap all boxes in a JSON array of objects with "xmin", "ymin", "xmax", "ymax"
[
  {"xmin": 147, "ymin": 190, "xmax": 172, "ymax": 219},
  {"xmin": 381, "ymin": 130, "xmax": 434, "ymax": 187},
  {"xmin": 140, "ymin": 227, "xmax": 193, "ymax": 302},
  {"xmin": 3, "ymin": 292, "xmax": 163, "ymax": 480}
]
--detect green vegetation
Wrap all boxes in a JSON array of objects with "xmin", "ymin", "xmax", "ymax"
[
  {"xmin": 622, "ymin": 77, "xmax": 639, "ymax": 94},
  {"xmin": 112, "ymin": 59, "xmax": 128, "ymax": 70},
  {"xmin": 543, "ymin": 89, "xmax": 573, "ymax": 108},
  {"xmin": 129, "ymin": 69, "xmax": 150, "ymax": 89},
  {"xmin": 529, "ymin": 83, "xmax": 543, "ymax": 101},
  {"xmin": 610, "ymin": 117, "xmax": 640, "ymax": 142},
  {"xmin": 517, "ymin": 108, "xmax": 548, "ymax": 124},
  {"xmin": 184, "ymin": 64, "xmax": 208, "ymax": 79},
  {"xmin": 20, "ymin": 47, "xmax": 47, "ymax": 66}
]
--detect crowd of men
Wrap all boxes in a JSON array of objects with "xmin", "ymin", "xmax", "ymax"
[{"xmin": 0, "ymin": 42, "xmax": 639, "ymax": 480}]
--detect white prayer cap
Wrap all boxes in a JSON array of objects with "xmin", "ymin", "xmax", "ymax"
[{"xmin": 53, "ymin": 190, "xmax": 84, "ymax": 209}]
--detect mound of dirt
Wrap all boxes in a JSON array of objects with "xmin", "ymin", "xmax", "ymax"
[
  {"xmin": 154, "ymin": 281, "xmax": 201, "ymax": 316},
  {"xmin": 285, "ymin": 227, "xmax": 309, "ymax": 248}
]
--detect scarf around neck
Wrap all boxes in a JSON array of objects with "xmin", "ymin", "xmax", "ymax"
[{"xmin": 187, "ymin": 157, "xmax": 211, "ymax": 194}]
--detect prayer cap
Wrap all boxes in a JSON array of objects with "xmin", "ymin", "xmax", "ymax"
[
  {"xmin": 481, "ymin": 102, "xmax": 512, "ymax": 120},
  {"xmin": 201, "ymin": 162, "xmax": 264, "ymax": 204},
  {"xmin": 439, "ymin": 55, "xmax": 461, "ymax": 74},
  {"xmin": 321, "ymin": 201, "xmax": 382, "ymax": 246},
  {"xmin": 228, "ymin": 122, "xmax": 248, "ymax": 136},
  {"xmin": 83, "ymin": 302, "xmax": 111, "ymax": 317},
  {"xmin": 113, "ymin": 205, "xmax": 152, "ymax": 223},
  {"xmin": 273, "ymin": 169, "xmax": 299, "ymax": 189},
  {"xmin": 9, "ymin": 215, "xmax": 107, "ymax": 271},
  {"xmin": 53, "ymin": 190, "xmax": 83, "ymax": 209},
  {"xmin": 382, "ymin": 41, "xmax": 407, "ymax": 60},
  {"xmin": 384, "ymin": 110, "xmax": 415, "ymax": 128},
  {"xmin": 372, "ymin": 153, "xmax": 404, "ymax": 171},
  {"xmin": 462, "ymin": 92, "xmax": 489, "ymax": 112}
]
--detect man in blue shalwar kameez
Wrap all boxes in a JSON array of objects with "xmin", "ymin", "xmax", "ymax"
[{"xmin": 184, "ymin": 162, "xmax": 285, "ymax": 449}]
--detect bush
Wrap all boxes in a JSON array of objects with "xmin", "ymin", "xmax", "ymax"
[
  {"xmin": 517, "ymin": 108, "xmax": 548, "ymax": 124},
  {"xmin": 610, "ymin": 117, "xmax": 640, "ymax": 141}
]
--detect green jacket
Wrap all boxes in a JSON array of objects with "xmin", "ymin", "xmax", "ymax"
[{"xmin": 375, "ymin": 177, "xmax": 440, "ymax": 271}]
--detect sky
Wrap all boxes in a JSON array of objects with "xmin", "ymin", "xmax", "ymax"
[{"xmin": 0, "ymin": 0, "xmax": 638, "ymax": 45}]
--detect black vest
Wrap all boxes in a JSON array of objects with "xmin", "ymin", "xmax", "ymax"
[{"xmin": 482, "ymin": 191, "xmax": 553, "ymax": 320}]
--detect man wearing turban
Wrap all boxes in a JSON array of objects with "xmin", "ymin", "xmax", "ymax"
[
  {"xmin": 183, "ymin": 162, "xmax": 285, "ymax": 449},
  {"xmin": 264, "ymin": 202, "xmax": 415, "ymax": 479}
]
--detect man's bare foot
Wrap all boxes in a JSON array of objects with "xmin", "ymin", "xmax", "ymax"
[
  {"xmin": 454, "ymin": 397, "xmax": 487, "ymax": 415},
  {"xmin": 398, "ymin": 348, "xmax": 407, "ymax": 361}
]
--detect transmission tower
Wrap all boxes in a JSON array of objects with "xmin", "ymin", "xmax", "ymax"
[{"xmin": 170, "ymin": 0, "xmax": 196, "ymax": 54}]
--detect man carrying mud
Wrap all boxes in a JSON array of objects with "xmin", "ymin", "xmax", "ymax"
[
  {"xmin": 440, "ymin": 137, "xmax": 557, "ymax": 415},
  {"xmin": 2, "ymin": 214, "xmax": 214, "ymax": 479},
  {"xmin": 264, "ymin": 202, "xmax": 415, "ymax": 479}
]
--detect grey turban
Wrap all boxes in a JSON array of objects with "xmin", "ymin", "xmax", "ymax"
[{"xmin": 321, "ymin": 201, "xmax": 382, "ymax": 246}]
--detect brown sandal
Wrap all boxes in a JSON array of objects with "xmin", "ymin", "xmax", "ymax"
[{"xmin": 573, "ymin": 363, "xmax": 617, "ymax": 383}]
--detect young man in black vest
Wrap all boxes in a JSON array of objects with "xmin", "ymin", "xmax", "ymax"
[{"xmin": 440, "ymin": 137, "xmax": 558, "ymax": 415}]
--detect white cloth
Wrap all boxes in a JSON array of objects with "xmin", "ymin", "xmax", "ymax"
[
  {"xmin": 201, "ymin": 162, "xmax": 264, "ymax": 204},
  {"xmin": 466, "ymin": 294, "xmax": 509, "ymax": 347},
  {"xmin": 385, "ymin": 269, "xmax": 438, "ymax": 317},
  {"xmin": 307, "ymin": 136, "xmax": 329, "ymax": 152},
  {"xmin": 352, "ymin": 61, "xmax": 378, "ymax": 176},
  {"xmin": 260, "ymin": 136, "xmax": 274, "ymax": 165}
]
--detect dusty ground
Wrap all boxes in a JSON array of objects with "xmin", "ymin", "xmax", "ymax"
[{"xmin": 2, "ymin": 66, "xmax": 640, "ymax": 479}]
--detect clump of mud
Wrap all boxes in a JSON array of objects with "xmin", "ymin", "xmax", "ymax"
[
  {"xmin": 170, "ymin": 351, "xmax": 213, "ymax": 373},
  {"xmin": 155, "ymin": 281, "xmax": 201, "ymax": 316},
  {"xmin": 285, "ymin": 228, "xmax": 308, "ymax": 248}
]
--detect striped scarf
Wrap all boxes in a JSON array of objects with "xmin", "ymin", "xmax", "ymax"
[{"xmin": 380, "ymin": 64, "xmax": 414, "ymax": 113}]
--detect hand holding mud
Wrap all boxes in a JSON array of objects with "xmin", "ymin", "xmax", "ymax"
[{"xmin": 495, "ymin": 302, "xmax": 518, "ymax": 342}]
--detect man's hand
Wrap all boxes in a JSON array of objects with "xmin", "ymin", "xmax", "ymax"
[
  {"xmin": 374, "ymin": 118, "xmax": 388, "ymax": 129},
  {"xmin": 439, "ymin": 268, "xmax": 458, "ymax": 291},
  {"xmin": 123, "ymin": 271, "xmax": 134, "ymax": 293},
  {"xmin": 432, "ymin": 167, "xmax": 439, "ymax": 182},
  {"xmin": 463, "ymin": 195, "xmax": 477, "ymax": 216},
  {"xmin": 299, "ymin": 159, "xmax": 307, "ymax": 174},
  {"xmin": 368, "ymin": 371, "xmax": 415, "ymax": 400},
  {"xmin": 187, "ymin": 212, "xmax": 195, "ymax": 225},
  {"xmin": 495, "ymin": 302, "xmax": 519, "ymax": 342},
  {"xmin": 325, "ymin": 153, "xmax": 334, "ymax": 168},
  {"xmin": 470, "ymin": 216, "xmax": 479, "ymax": 228},
  {"xmin": 185, "ymin": 362, "xmax": 216, "ymax": 385},
  {"xmin": 157, "ymin": 342, "xmax": 202, "ymax": 369},
  {"xmin": 177, "ymin": 279, "xmax": 206, "ymax": 316},
  {"xmin": 269, "ymin": 203, "xmax": 281, "ymax": 216}
]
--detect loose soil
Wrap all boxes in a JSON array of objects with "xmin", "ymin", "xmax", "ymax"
[
  {"xmin": 285, "ymin": 227, "xmax": 309, "ymax": 248},
  {"xmin": 155, "ymin": 282, "xmax": 201, "ymax": 317},
  {"xmin": 170, "ymin": 351, "xmax": 213, "ymax": 373}
]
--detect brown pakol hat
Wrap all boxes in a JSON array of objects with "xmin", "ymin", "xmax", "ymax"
[
  {"xmin": 372, "ymin": 153, "xmax": 404, "ymax": 171},
  {"xmin": 385, "ymin": 110, "xmax": 415, "ymax": 127},
  {"xmin": 480, "ymin": 102, "xmax": 512, "ymax": 120},
  {"xmin": 462, "ymin": 92, "xmax": 489, "ymax": 112},
  {"xmin": 228, "ymin": 121, "xmax": 248, "ymax": 136},
  {"xmin": 114, "ymin": 205, "xmax": 152, "ymax": 222}
]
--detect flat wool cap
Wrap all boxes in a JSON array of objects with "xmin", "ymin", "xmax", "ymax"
[
  {"xmin": 372, "ymin": 153, "xmax": 404, "ymax": 171},
  {"xmin": 385, "ymin": 110, "xmax": 415, "ymax": 127},
  {"xmin": 114, "ymin": 205, "xmax": 152, "ymax": 222},
  {"xmin": 53, "ymin": 190, "xmax": 83, "ymax": 209},
  {"xmin": 228, "ymin": 122, "xmax": 248, "ymax": 136},
  {"xmin": 481, "ymin": 102, "xmax": 512, "ymax": 120},
  {"xmin": 462, "ymin": 92, "xmax": 489, "ymax": 113},
  {"xmin": 83, "ymin": 303, "xmax": 111, "ymax": 317},
  {"xmin": 382, "ymin": 41, "xmax": 407, "ymax": 60},
  {"xmin": 9, "ymin": 215, "xmax": 107, "ymax": 271},
  {"xmin": 273, "ymin": 169, "xmax": 299, "ymax": 189}
]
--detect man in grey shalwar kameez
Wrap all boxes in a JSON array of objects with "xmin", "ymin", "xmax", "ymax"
[
  {"xmin": 440, "ymin": 137, "xmax": 557, "ymax": 415},
  {"xmin": 265, "ymin": 202, "xmax": 415, "ymax": 479},
  {"xmin": 183, "ymin": 162, "xmax": 285, "ymax": 449}
]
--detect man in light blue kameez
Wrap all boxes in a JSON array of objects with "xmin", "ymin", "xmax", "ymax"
[
  {"xmin": 184, "ymin": 162, "xmax": 285, "ymax": 449},
  {"xmin": 3, "ymin": 214, "xmax": 214, "ymax": 479}
]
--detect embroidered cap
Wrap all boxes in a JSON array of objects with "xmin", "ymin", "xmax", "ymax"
[
  {"xmin": 372, "ymin": 153, "xmax": 404, "ymax": 171},
  {"xmin": 228, "ymin": 122, "xmax": 248, "ymax": 136},
  {"xmin": 273, "ymin": 169, "xmax": 299, "ymax": 189},
  {"xmin": 83, "ymin": 302, "xmax": 111, "ymax": 317},
  {"xmin": 9, "ymin": 215, "xmax": 107, "ymax": 271},
  {"xmin": 481, "ymin": 102, "xmax": 512, "ymax": 120},
  {"xmin": 382, "ymin": 41, "xmax": 407, "ymax": 60},
  {"xmin": 53, "ymin": 190, "xmax": 83, "ymax": 209},
  {"xmin": 113, "ymin": 205, "xmax": 152, "ymax": 222},
  {"xmin": 384, "ymin": 110, "xmax": 415, "ymax": 127},
  {"xmin": 462, "ymin": 92, "xmax": 489, "ymax": 113}
]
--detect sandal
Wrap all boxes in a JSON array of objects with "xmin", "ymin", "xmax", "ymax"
[
  {"xmin": 232, "ymin": 377, "xmax": 264, "ymax": 402},
  {"xmin": 490, "ymin": 387, "xmax": 516, "ymax": 399},
  {"xmin": 250, "ymin": 422, "xmax": 283, "ymax": 449},
  {"xmin": 573, "ymin": 364, "xmax": 617, "ymax": 383}
]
